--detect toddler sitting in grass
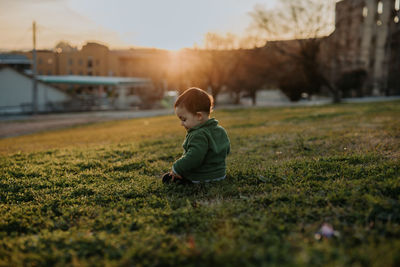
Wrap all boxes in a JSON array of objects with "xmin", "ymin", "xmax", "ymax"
[{"xmin": 162, "ymin": 87, "xmax": 230, "ymax": 184}]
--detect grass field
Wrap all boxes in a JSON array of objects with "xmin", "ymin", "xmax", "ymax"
[{"xmin": 0, "ymin": 101, "xmax": 399, "ymax": 266}]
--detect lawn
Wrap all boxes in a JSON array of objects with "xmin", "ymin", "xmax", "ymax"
[{"xmin": 0, "ymin": 101, "xmax": 399, "ymax": 266}]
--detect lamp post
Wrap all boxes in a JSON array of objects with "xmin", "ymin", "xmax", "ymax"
[{"xmin": 32, "ymin": 21, "xmax": 38, "ymax": 114}]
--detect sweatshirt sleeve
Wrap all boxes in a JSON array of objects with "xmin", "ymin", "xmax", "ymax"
[{"xmin": 172, "ymin": 133, "xmax": 208, "ymax": 177}]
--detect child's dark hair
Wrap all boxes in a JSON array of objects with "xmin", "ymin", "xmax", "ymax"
[{"xmin": 174, "ymin": 87, "xmax": 214, "ymax": 115}]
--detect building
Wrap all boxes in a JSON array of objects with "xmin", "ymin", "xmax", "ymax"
[
  {"xmin": 57, "ymin": 42, "xmax": 110, "ymax": 76},
  {"xmin": 0, "ymin": 66, "xmax": 71, "ymax": 114},
  {"xmin": 0, "ymin": 53, "xmax": 31, "ymax": 73},
  {"xmin": 6, "ymin": 42, "xmax": 168, "ymax": 111},
  {"xmin": 333, "ymin": 0, "xmax": 400, "ymax": 96},
  {"xmin": 20, "ymin": 42, "xmax": 169, "ymax": 79},
  {"xmin": 36, "ymin": 75, "xmax": 151, "ymax": 110}
]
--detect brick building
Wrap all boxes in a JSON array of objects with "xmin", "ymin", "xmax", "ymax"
[{"xmin": 21, "ymin": 42, "xmax": 170, "ymax": 78}]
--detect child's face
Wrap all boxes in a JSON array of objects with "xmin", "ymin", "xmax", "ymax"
[{"xmin": 175, "ymin": 105, "xmax": 203, "ymax": 131}]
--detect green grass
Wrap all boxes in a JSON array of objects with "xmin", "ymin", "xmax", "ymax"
[{"xmin": 0, "ymin": 101, "xmax": 399, "ymax": 266}]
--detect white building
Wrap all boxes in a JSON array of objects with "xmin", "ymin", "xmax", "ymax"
[{"xmin": 0, "ymin": 66, "xmax": 71, "ymax": 114}]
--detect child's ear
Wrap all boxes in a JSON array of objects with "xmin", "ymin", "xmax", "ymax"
[{"xmin": 196, "ymin": 112, "xmax": 203, "ymax": 121}]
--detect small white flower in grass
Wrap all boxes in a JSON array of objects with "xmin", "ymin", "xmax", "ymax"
[{"xmin": 314, "ymin": 223, "xmax": 340, "ymax": 240}]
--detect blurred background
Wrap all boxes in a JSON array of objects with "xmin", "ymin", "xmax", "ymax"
[{"xmin": 0, "ymin": 0, "xmax": 399, "ymax": 114}]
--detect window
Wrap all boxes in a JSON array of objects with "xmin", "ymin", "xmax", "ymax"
[
  {"xmin": 79, "ymin": 59, "xmax": 83, "ymax": 66},
  {"xmin": 370, "ymin": 35, "xmax": 376, "ymax": 66},
  {"xmin": 363, "ymin": 6, "xmax": 368, "ymax": 17},
  {"xmin": 377, "ymin": 1, "xmax": 383, "ymax": 15},
  {"xmin": 38, "ymin": 58, "xmax": 42, "ymax": 65},
  {"xmin": 369, "ymin": 57, "xmax": 375, "ymax": 69},
  {"xmin": 68, "ymin": 58, "xmax": 73, "ymax": 65},
  {"xmin": 87, "ymin": 57, "xmax": 93, "ymax": 68}
]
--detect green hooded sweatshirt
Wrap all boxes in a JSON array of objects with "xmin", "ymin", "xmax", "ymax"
[{"xmin": 172, "ymin": 118, "xmax": 230, "ymax": 183}]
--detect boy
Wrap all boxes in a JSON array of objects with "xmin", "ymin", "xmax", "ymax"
[{"xmin": 162, "ymin": 87, "xmax": 230, "ymax": 184}]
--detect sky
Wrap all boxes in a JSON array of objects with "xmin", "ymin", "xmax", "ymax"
[{"xmin": 0, "ymin": 0, "xmax": 280, "ymax": 51}]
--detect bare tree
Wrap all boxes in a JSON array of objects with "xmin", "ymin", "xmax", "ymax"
[
  {"xmin": 170, "ymin": 32, "xmax": 273, "ymax": 105},
  {"xmin": 198, "ymin": 33, "xmax": 242, "ymax": 103},
  {"xmin": 226, "ymin": 48, "xmax": 274, "ymax": 105},
  {"xmin": 199, "ymin": 32, "xmax": 274, "ymax": 105},
  {"xmin": 250, "ymin": 0, "xmax": 341, "ymax": 102},
  {"xmin": 251, "ymin": 0, "xmax": 334, "ymax": 41}
]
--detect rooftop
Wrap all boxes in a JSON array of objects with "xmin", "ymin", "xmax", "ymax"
[
  {"xmin": 0, "ymin": 54, "xmax": 31, "ymax": 65},
  {"xmin": 36, "ymin": 75, "xmax": 151, "ymax": 86}
]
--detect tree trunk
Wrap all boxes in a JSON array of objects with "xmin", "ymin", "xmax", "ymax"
[
  {"xmin": 332, "ymin": 90, "xmax": 341, "ymax": 103},
  {"xmin": 251, "ymin": 92, "xmax": 257, "ymax": 106},
  {"xmin": 234, "ymin": 91, "xmax": 241, "ymax": 105},
  {"xmin": 211, "ymin": 86, "xmax": 223, "ymax": 106},
  {"xmin": 321, "ymin": 75, "xmax": 341, "ymax": 103},
  {"xmin": 326, "ymin": 83, "xmax": 341, "ymax": 103},
  {"xmin": 212, "ymin": 92, "xmax": 217, "ymax": 105}
]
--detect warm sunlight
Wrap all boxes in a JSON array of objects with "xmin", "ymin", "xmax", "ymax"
[
  {"xmin": 1, "ymin": 1, "xmax": 400, "ymax": 264},
  {"xmin": 167, "ymin": 50, "xmax": 183, "ymax": 74},
  {"xmin": 0, "ymin": 0, "xmax": 277, "ymax": 51}
]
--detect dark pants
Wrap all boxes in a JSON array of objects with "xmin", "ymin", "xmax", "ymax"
[{"xmin": 162, "ymin": 173, "xmax": 193, "ymax": 185}]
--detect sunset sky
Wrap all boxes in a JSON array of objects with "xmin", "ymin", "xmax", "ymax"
[
  {"xmin": 1, "ymin": 0, "xmax": 338, "ymax": 51},
  {"xmin": 0, "ymin": 0, "xmax": 283, "ymax": 51}
]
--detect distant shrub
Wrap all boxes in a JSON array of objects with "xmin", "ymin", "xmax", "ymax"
[{"xmin": 336, "ymin": 69, "xmax": 367, "ymax": 98}]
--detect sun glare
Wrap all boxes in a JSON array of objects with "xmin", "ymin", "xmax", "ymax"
[{"xmin": 168, "ymin": 50, "xmax": 183, "ymax": 74}]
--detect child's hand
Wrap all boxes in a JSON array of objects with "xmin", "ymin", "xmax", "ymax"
[{"xmin": 170, "ymin": 171, "xmax": 182, "ymax": 181}]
